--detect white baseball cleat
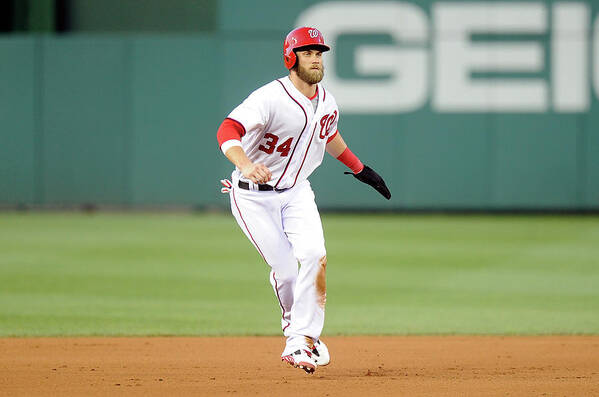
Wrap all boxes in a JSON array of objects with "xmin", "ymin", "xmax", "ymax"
[
  {"xmin": 311, "ymin": 339, "xmax": 330, "ymax": 366},
  {"xmin": 281, "ymin": 348, "xmax": 317, "ymax": 374}
]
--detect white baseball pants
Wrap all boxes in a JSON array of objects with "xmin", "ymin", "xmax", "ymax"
[{"xmin": 229, "ymin": 178, "xmax": 327, "ymax": 353}]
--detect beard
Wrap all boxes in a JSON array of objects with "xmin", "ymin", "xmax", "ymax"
[{"xmin": 297, "ymin": 63, "xmax": 324, "ymax": 84}]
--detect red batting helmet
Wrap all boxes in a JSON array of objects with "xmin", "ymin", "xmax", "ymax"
[{"xmin": 283, "ymin": 27, "xmax": 330, "ymax": 69}]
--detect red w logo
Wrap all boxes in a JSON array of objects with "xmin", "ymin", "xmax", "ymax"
[{"xmin": 319, "ymin": 111, "xmax": 338, "ymax": 139}]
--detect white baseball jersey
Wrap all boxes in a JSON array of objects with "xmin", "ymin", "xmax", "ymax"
[
  {"xmin": 227, "ymin": 76, "xmax": 339, "ymax": 189},
  {"xmin": 223, "ymin": 75, "xmax": 338, "ymax": 357}
]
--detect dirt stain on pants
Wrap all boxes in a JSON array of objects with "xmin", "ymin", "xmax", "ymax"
[{"xmin": 316, "ymin": 255, "xmax": 327, "ymax": 309}]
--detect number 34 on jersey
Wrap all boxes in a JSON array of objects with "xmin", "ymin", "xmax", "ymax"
[{"xmin": 258, "ymin": 110, "xmax": 337, "ymax": 158}]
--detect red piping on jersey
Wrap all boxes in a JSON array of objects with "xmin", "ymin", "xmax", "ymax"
[
  {"xmin": 327, "ymin": 129, "xmax": 338, "ymax": 144},
  {"xmin": 322, "ymin": 86, "xmax": 326, "ymax": 102},
  {"xmin": 272, "ymin": 272, "xmax": 291, "ymax": 332},
  {"xmin": 232, "ymin": 189, "xmax": 267, "ymax": 264},
  {"xmin": 274, "ymin": 79, "xmax": 308, "ymax": 189},
  {"xmin": 291, "ymin": 122, "xmax": 318, "ymax": 188},
  {"xmin": 308, "ymin": 86, "xmax": 318, "ymax": 101}
]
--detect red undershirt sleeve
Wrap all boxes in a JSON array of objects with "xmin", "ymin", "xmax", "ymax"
[{"xmin": 216, "ymin": 118, "xmax": 246, "ymax": 148}]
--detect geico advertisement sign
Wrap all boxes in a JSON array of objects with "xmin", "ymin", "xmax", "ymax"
[{"xmin": 298, "ymin": 1, "xmax": 598, "ymax": 113}]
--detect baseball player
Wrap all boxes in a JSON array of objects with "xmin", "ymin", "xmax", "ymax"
[{"xmin": 216, "ymin": 27, "xmax": 391, "ymax": 374}]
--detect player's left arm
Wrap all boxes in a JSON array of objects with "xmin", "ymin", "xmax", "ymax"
[{"xmin": 326, "ymin": 132, "xmax": 391, "ymax": 200}]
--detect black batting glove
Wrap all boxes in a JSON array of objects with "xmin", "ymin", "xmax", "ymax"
[{"xmin": 345, "ymin": 165, "xmax": 391, "ymax": 200}]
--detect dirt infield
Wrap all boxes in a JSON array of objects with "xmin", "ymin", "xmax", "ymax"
[{"xmin": 1, "ymin": 336, "xmax": 598, "ymax": 396}]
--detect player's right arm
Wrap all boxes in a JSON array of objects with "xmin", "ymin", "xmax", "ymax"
[
  {"xmin": 217, "ymin": 118, "xmax": 272, "ymax": 184},
  {"xmin": 224, "ymin": 146, "xmax": 272, "ymax": 184}
]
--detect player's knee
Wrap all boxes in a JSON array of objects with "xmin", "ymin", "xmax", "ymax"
[
  {"xmin": 299, "ymin": 248, "xmax": 327, "ymax": 268},
  {"xmin": 274, "ymin": 271, "xmax": 297, "ymax": 285}
]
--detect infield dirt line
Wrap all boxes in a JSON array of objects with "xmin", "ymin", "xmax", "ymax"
[{"xmin": 1, "ymin": 336, "xmax": 598, "ymax": 396}]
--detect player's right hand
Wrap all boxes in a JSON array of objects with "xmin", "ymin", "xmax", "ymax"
[{"xmin": 241, "ymin": 163, "xmax": 272, "ymax": 185}]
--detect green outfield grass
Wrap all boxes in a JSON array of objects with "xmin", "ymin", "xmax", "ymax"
[{"xmin": 0, "ymin": 212, "xmax": 598, "ymax": 336}]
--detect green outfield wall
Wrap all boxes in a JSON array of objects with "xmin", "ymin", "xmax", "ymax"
[{"xmin": 1, "ymin": 0, "xmax": 598, "ymax": 210}]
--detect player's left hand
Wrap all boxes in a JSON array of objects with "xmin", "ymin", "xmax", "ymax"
[{"xmin": 345, "ymin": 165, "xmax": 391, "ymax": 200}]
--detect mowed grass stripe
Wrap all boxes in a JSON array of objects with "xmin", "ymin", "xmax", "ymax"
[{"xmin": 0, "ymin": 213, "xmax": 598, "ymax": 336}]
